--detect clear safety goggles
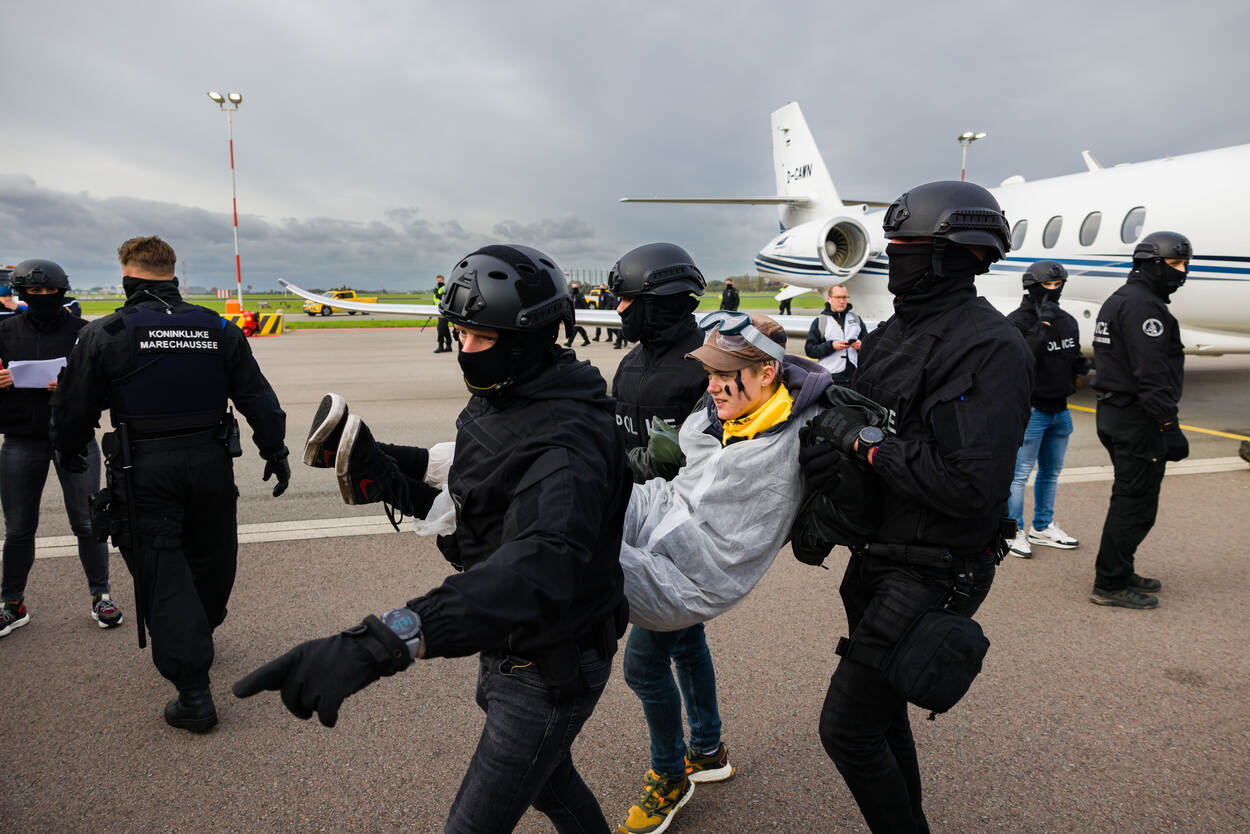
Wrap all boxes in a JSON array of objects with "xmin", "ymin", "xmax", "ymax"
[{"xmin": 697, "ymin": 310, "xmax": 786, "ymax": 363}]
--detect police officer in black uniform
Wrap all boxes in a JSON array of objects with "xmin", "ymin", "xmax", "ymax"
[
  {"xmin": 0, "ymin": 260, "xmax": 123, "ymax": 637},
  {"xmin": 1089, "ymin": 231, "xmax": 1191, "ymax": 609},
  {"xmin": 52, "ymin": 236, "xmax": 288, "ymax": 732},
  {"xmin": 799, "ymin": 181, "xmax": 1032, "ymax": 832},
  {"xmin": 432, "ymin": 274, "xmax": 453, "ymax": 353},
  {"xmin": 609, "ymin": 242, "xmax": 709, "ymax": 480},
  {"xmin": 235, "ymin": 244, "xmax": 632, "ymax": 833}
]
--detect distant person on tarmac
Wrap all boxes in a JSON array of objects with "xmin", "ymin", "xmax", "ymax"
[
  {"xmin": 0, "ymin": 259, "xmax": 123, "ymax": 639},
  {"xmin": 778, "ymin": 295, "xmax": 792, "ymax": 315},
  {"xmin": 1089, "ymin": 231, "xmax": 1192, "ymax": 609},
  {"xmin": 564, "ymin": 281, "xmax": 591, "ymax": 347},
  {"xmin": 720, "ymin": 278, "xmax": 740, "ymax": 311},
  {"xmin": 432, "ymin": 274, "xmax": 453, "ymax": 353},
  {"xmin": 1004, "ymin": 261, "xmax": 1092, "ymax": 559},
  {"xmin": 804, "ymin": 284, "xmax": 863, "ymax": 386}
]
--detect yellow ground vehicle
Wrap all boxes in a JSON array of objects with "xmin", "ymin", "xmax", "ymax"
[
  {"xmin": 303, "ymin": 288, "xmax": 378, "ymax": 316},
  {"xmin": 584, "ymin": 286, "xmax": 613, "ymax": 309}
]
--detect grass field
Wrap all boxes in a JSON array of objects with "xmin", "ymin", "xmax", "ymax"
[{"xmin": 72, "ymin": 290, "xmax": 824, "ymax": 326}]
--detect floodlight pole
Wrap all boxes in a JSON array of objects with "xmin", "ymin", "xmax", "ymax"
[
  {"xmin": 958, "ymin": 131, "xmax": 987, "ymax": 182},
  {"xmin": 208, "ymin": 92, "xmax": 245, "ymax": 305}
]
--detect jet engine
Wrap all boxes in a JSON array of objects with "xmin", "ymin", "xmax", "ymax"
[{"xmin": 768, "ymin": 216, "xmax": 871, "ymax": 278}]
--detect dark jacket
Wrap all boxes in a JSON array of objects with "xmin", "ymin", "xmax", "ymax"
[
  {"xmin": 0, "ymin": 310, "xmax": 87, "ymax": 439},
  {"xmin": 853, "ymin": 288, "xmax": 1033, "ymax": 552},
  {"xmin": 611, "ymin": 315, "xmax": 706, "ymax": 480},
  {"xmin": 720, "ymin": 285, "xmax": 740, "ymax": 311},
  {"xmin": 407, "ymin": 350, "xmax": 632, "ymax": 660},
  {"xmin": 51, "ymin": 281, "xmax": 285, "ymax": 456},
  {"xmin": 805, "ymin": 303, "xmax": 863, "ymax": 364},
  {"xmin": 1007, "ymin": 296, "xmax": 1089, "ymax": 413},
  {"xmin": 1092, "ymin": 272, "xmax": 1184, "ymax": 425}
]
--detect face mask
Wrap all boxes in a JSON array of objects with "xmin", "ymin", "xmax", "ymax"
[
  {"xmin": 457, "ymin": 335, "xmax": 513, "ymax": 395},
  {"xmin": 885, "ymin": 243, "xmax": 933, "ymax": 296},
  {"xmin": 19, "ymin": 291, "xmax": 66, "ymax": 320},
  {"xmin": 1159, "ymin": 262, "xmax": 1187, "ymax": 294},
  {"xmin": 939, "ymin": 245, "xmax": 988, "ymax": 279},
  {"xmin": 619, "ymin": 300, "xmax": 646, "ymax": 342},
  {"xmin": 1027, "ymin": 285, "xmax": 1063, "ymax": 304}
]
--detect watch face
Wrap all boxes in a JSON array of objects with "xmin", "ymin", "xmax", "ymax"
[
  {"xmin": 383, "ymin": 608, "xmax": 421, "ymax": 641},
  {"xmin": 860, "ymin": 426, "xmax": 885, "ymax": 445}
]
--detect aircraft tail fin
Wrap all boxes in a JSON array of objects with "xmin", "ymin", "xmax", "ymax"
[{"xmin": 771, "ymin": 102, "xmax": 842, "ymax": 229}]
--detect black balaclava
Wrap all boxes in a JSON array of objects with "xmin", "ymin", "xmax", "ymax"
[
  {"xmin": 625, "ymin": 293, "xmax": 699, "ymax": 346},
  {"xmin": 886, "ymin": 242, "xmax": 981, "ymax": 320},
  {"xmin": 457, "ymin": 323, "xmax": 560, "ymax": 399},
  {"xmin": 1136, "ymin": 259, "xmax": 1187, "ymax": 300},
  {"xmin": 1026, "ymin": 283, "xmax": 1064, "ymax": 305},
  {"xmin": 18, "ymin": 289, "xmax": 67, "ymax": 325},
  {"xmin": 122, "ymin": 276, "xmax": 178, "ymax": 300}
]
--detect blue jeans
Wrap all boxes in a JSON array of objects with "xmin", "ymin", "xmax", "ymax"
[
  {"xmin": 623, "ymin": 624, "xmax": 723, "ymax": 779},
  {"xmin": 446, "ymin": 648, "xmax": 612, "ymax": 833},
  {"xmin": 1008, "ymin": 408, "xmax": 1073, "ymax": 532},
  {"xmin": 1, "ymin": 435, "xmax": 110, "ymax": 601}
]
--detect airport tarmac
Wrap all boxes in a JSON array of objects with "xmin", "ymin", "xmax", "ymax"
[{"xmin": 3, "ymin": 326, "xmax": 1249, "ymax": 832}]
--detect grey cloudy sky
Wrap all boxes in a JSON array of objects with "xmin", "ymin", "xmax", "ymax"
[{"xmin": 3, "ymin": 0, "xmax": 1248, "ymax": 290}]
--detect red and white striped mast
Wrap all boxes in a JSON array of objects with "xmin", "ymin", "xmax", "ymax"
[{"xmin": 207, "ymin": 91, "xmax": 245, "ymax": 305}]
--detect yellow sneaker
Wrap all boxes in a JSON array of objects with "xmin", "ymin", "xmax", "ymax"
[{"xmin": 618, "ymin": 768, "xmax": 694, "ymax": 834}]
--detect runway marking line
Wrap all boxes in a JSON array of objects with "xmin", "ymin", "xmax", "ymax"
[
  {"xmin": 23, "ymin": 456, "xmax": 1247, "ymax": 561},
  {"xmin": 1068, "ymin": 404, "xmax": 1250, "ymax": 441}
]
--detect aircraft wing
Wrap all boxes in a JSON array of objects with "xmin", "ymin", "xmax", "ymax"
[
  {"xmin": 280, "ymin": 279, "xmax": 622, "ymax": 327},
  {"xmin": 774, "ymin": 285, "xmax": 815, "ymax": 302},
  {"xmin": 280, "ymin": 280, "xmax": 441, "ymax": 315}
]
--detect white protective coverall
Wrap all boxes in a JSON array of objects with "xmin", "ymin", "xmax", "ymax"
[{"xmin": 620, "ymin": 356, "xmax": 830, "ymax": 631}]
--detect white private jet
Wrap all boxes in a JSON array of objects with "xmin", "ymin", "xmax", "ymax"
[{"xmin": 621, "ymin": 102, "xmax": 1250, "ymax": 354}]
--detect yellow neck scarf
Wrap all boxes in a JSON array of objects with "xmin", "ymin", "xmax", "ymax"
[{"xmin": 722, "ymin": 383, "xmax": 793, "ymax": 444}]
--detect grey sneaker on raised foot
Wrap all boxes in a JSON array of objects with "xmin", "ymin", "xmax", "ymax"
[
  {"xmin": 1090, "ymin": 586, "xmax": 1158, "ymax": 609},
  {"xmin": 303, "ymin": 393, "xmax": 349, "ymax": 468},
  {"xmin": 1128, "ymin": 573, "xmax": 1162, "ymax": 592}
]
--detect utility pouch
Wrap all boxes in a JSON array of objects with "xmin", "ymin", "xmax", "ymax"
[
  {"xmin": 88, "ymin": 488, "xmax": 114, "ymax": 543},
  {"xmin": 218, "ymin": 410, "xmax": 243, "ymax": 457},
  {"xmin": 838, "ymin": 608, "xmax": 989, "ymax": 720}
]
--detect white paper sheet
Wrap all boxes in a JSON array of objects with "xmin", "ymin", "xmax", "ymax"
[{"xmin": 8, "ymin": 357, "xmax": 67, "ymax": 389}]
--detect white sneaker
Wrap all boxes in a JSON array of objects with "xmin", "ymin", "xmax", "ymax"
[
  {"xmin": 1027, "ymin": 522, "xmax": 1079, "ymax": 549},
  {"xmin": 1008, "ymin": 531, "xmax": 1032, "ymax": 558}
]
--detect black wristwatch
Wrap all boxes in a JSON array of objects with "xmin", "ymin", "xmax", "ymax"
[
  {"xmin": 855, "ymin": 426, "xmax": 885, "ymax": 463},
  {"xmin": 381, "ymin": 607, "xmax": 423, "ymax": 660}
]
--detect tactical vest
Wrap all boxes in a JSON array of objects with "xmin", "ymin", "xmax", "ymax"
[
  {"xmin": 108, "ymin": 304, "xmax": 229, "ymax": 433},
  {"xmin": 612, "ymin": 328, "xmax": 707, "ymax": 452}
]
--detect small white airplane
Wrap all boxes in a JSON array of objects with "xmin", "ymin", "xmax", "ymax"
[{"xmin": 621, "ymin": 102, "xmax": 1250, "ymax": 355}]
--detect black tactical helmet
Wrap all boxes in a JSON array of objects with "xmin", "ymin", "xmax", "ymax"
[
  {"xmin": 1022, "ymin": 260, "xmax": 1068, "ymax": 288},
  {"xmin": 11, "ymin": 259, "xmax": 70, "ymax": 290},
  {"xmin": 1133, "ymin": 231, "xmax": 1192, "ymax": 262},
  {"xmin": 440, "ymin": 244, "xmax": 572, "ymax": 332},
  {"xmin": 882, "ymin": 181, "xmax": 1011, "ymax": 263},
  {"xmin": 608, "ymin": 242, "xmax": 706, "ymax": 298}
]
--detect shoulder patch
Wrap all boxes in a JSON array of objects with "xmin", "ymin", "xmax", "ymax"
[{"xmin": 1141, "ymin": 318, "xmax": 1165, "ymax": 338}]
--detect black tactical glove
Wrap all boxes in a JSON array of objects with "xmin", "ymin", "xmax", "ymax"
[
  {"xmin": 55, "ymin": 446, "xmax": 89, "ymax": 474},
  {"xmin": 1038, "ymin": 300, "xmax": 1062, "ymax": 324},
  {"xmin": 262, "ymin": 447, "xmax": 291, "ymax": 497},
  {"xmin": 1161, "ymin": 423, "xmax": 1189, "ymax": 462},
  {"xmin": 806, "ymin": 407, "xmax": 866, "ymax": 457},
  {"xmin": 1073, "ymin": 355, "xmax": 1093, "ymax": 377},
  {"xmin": 798, "ymin": 425, "xmax": 843, "ymax": 492},
  {"xmin": 232, "ymin": 615, "xmax": 410, "ymax": 728}
]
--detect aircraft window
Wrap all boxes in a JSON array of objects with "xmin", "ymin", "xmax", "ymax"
[
  {"xmin": 1010, "ymin": 220, "xmax": 1029, "ymax": 250},
  {"xmin": 1121, "ymin": 206, "xmax": 1146, "ymax": 243},
  {"xmin": 1079, "ymin": 211, "xmax": 1102, "ymax": 246},
  {"xmin": 1042, "ymin": 216, "xmax": 1063, "ymax": 248}
]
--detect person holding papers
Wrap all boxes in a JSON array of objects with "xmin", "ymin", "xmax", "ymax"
[{"xmin": 0, "ymin": 259, "xmax": 123, "ymax": 638}]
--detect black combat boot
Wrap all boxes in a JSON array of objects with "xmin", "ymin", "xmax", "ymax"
[{"xmin": 164, "ymin": 687, "xmax": 219, "ymax": 733}]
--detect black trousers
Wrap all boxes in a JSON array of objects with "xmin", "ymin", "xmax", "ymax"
[
  {"xmin": 819, "ymin": 550, "xmax": 995, "ymax": 834},
  {"xmin": 115, "ymin": 438, "xmax": 237, "ymax": 691},
  {"xmin": 437, "ymin": 318, "xmax": 453, "ymax": 350},
  {"xmin": 1094, "ymin": 401, "xmax": 1167, "ymax": 590}
]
